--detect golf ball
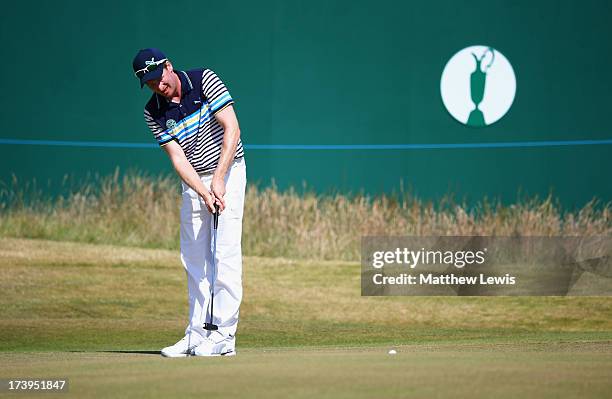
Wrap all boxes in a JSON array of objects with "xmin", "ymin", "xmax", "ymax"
[{"xmin": 388, "ymin": 349, "xmax": 397, "ymax": 355}]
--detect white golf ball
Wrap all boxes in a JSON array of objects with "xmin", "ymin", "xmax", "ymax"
[{"xmin": 388, "ymin": 349, "xmax": 397, "ymax": 355}]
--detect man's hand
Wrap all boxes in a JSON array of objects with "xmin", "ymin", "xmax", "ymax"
[
  {"xmin": 199, "ymin": 189, "xmax": 218, "ymax": 214},
  {"xmin": 211, "ymin": 176, "xmax": 226, "ymax": 212}
]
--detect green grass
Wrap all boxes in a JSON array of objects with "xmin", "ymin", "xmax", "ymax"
[
  {"xmin": 1, "ymin": 238, "xmax": 611, "ymax": 398},
  {"xmin": 3, "ymin": 344, "xmax": 612, "ymax": 399}
]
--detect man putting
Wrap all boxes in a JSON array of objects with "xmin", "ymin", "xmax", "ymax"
[{"xmin": 132, "ymin": 48, "xmax": 246, "ymax": 357}]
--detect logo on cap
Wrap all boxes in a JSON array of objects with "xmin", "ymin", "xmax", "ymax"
[{"xmin": 132, "ymin": 48, "xmax": 168, "ymax": 87}]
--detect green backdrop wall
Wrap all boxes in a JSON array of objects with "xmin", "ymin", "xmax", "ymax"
[{"xmin": 1, "ymin": 0, "xmax": 611, "ymax": 207}]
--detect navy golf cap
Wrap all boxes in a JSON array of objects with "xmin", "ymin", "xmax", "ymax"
[{"xmin": 132, "ymin": 48, "xmax": 168, "ymax": 88}]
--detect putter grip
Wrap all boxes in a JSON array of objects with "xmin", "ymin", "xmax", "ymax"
[{"xmin": 213, "ymin": 204, "xmax": 219, "ymax": 229}]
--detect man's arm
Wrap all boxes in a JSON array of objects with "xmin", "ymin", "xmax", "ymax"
[
  {"xmin": 211, "ymin": 105, "xmax": 241, "ymax": 210},
  {"xmin": 163, "ymin": 140, "xmax": 217, "ymax": 213}
]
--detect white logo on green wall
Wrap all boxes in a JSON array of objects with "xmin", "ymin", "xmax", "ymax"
[{"xmin": 440, "ymin": 46, "xmax": 516, "ymax": 127}]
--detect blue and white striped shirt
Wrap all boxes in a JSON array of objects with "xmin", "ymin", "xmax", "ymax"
[{"xmin": 144, "ymin": 68, "xmax": 244, "ymax": 174}]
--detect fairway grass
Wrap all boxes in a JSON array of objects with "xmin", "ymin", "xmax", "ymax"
[{"xmin": 1, "ymin": 237, "xmax": 611, "ymax": 398}]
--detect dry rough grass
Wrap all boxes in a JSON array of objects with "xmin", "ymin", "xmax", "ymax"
[{"xmin": 0, "ymin": 172, "xmax": 610, "ymax": 260}]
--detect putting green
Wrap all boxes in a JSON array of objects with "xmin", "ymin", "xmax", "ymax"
[{"xmin": 2, "ymin": 343, "xmax": 611, "ymax": 398}]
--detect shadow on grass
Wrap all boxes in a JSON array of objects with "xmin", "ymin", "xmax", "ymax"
[{"xmin": 69, "ymin": 350, "xmax": 161, "ymax": 355}]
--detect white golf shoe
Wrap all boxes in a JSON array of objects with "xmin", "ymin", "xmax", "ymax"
[
  {"xmin": 192, "ymin": 332, "xmax": 236, "ymax": 357},
  {"xmin": 161, "ymin": 335, "xmax": 204, "ymax": 358}
]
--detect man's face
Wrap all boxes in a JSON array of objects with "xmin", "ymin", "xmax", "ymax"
[{"xmin": 145, "ymin": 62, "xmax": 177, "ymax": 98}]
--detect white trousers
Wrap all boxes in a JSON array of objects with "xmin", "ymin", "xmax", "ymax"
[{"xmin": 180, "ymin": 158, "xmax": 246, "ymax": 340}]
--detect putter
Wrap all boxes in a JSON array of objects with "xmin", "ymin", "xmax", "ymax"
[{"xmin": 203, "ymin": 204, "xmax": 219, "ymax": 331}]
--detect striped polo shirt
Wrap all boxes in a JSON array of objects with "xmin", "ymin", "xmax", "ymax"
[{"xmin": 143, "ymin": 68, "xmax": 244, "ymax": 174}]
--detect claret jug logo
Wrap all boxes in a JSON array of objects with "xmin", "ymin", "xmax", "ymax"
[{"xmin": 440, "ymin": 46, "xmax": 516, "ymax": 127}]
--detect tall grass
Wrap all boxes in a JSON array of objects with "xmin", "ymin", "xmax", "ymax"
[{"xmin": 1, "ymin": 171, "xmax": 610, "ymax": 260}]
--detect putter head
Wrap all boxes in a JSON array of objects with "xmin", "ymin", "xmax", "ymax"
[{"xmin": 203, "ymin": 323, "xmax": 219, "ymax": 331}]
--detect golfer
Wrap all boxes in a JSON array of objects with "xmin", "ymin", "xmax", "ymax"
[{"xmin": 132, "ymin": 48, "xmax": 246, "ymax": 357}]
